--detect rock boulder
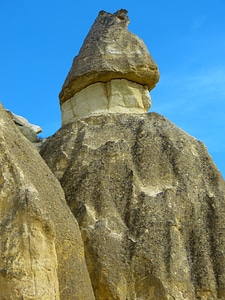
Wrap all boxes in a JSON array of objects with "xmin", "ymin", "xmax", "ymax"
[{"xmin": 59, "ymin": 9, "xmax": 159, "ymax": 106}]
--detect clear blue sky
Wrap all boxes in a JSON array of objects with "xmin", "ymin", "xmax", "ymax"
[{"xmin": 1, "ymin": 1, "xmax": 225, "ymax": 178}]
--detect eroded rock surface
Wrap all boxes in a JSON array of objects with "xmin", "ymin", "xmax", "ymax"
[
  {"xmin": 61, "ymin": 79, "xmax": 151, "ymax": 125},
  {"xmin": 59, "ymin": 9, "xmax": 159, "ymax": 106},
  {"xmin": 6, "ymin": 109, "xmax": 42, "ymax": 142},
  {"xmin": 41, "ymin": 113, "xmax": 225, "ymax": 300},
  {"xmin": 0, "ymin": 104, "xmax": 95, "ymax": 300}
]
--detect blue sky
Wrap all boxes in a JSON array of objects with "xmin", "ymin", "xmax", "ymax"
[{"xmin": 1, "ymin": 0, "xmax": 225, "ymax": 178}]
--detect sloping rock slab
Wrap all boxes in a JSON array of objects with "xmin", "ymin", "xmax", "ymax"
[{"xmin": 0, "ymin": 104, "xmax": 95, "ymax": 300}]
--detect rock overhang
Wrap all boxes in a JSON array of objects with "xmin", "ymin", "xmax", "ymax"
[{"xmin": 59, "ymin": 9, "xmax": 160, "ymax": 106}]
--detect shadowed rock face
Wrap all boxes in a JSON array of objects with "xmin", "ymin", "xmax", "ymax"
[
  {"xmin": 40, "ymin": 113, "xmax": 225, "ymax": 300},
  {"xmin": 0, "ymin": 104, "xmax": 95, "ymax": 300},
  {"xmin": 59, "ymin": 9, "xmax": 159, "ymax": 105}
]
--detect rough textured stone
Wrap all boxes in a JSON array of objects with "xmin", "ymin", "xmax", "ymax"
[
  {"xmin": 61, "ymin": 79, "xmax": 151, "ymax": 125},
  {"xmin": 6, "ymin": 109, "xmax": 42, "ymax": 142},
  {"xmin": 41, "ymin": 113, "xmax": 225, "ymax": 300},
  {"xmin": 6, "ymin": 110, "xmax": 42, "ymax": 134},
  {"xmin": 59, "ymin": 9, "xmax": 159, "ymax": 105},
  {"xmin": 0, "ymin": 104, "xmax": 95, "ymax": 300}
]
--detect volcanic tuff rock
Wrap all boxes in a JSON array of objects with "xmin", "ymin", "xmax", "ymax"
[
  {"xmin": 0, "ymin": 104, "xmax": 95, "ymax": 300},
  {"xmin": 6, "ymin": 109, "xmax": 42, "ymax": 142},
  {"xmin": 59, "ymin": 9, "xmax": 159, "ymax": 104},
  {"xmin": 2, "ymin": 7, "xmax": 225, "ymax": 300},
  {"xmin": 59, "ymin": 9, "xmax": 159, "ymax": 124},
  {"xmin": 40, "ymin": 113, "xmax": 225, "ymax": 300},
  {"xmin": 61, "ymin": 79, "xmax": 152, "ymax": 125}
]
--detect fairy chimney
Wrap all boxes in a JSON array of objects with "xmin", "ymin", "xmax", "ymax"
[{"xmin": 59, "ymin": 9, "xmax": 160, "ymax": 125}]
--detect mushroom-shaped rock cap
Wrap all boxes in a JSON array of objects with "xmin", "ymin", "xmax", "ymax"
[{"xmin": 59, "ymin": 9, "xmax": 160, "ymax": 105}]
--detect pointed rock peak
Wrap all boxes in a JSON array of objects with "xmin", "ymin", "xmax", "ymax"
[
  {"xmin": 59, "ymin": 9, "xmax": 160, "ymax": 124},
  {"xmin": 98, "ymin": 9, "xmax": 130, "ymax": 26}
]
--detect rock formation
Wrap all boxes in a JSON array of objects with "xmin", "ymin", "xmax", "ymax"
[
  {"xmin": 40, "ymin": 113, "xmax": 225, "ymax": 300},
  {"xmin": 6, "ymin": 109, "xmax": 42, "ymax": 142},
  {"xmin": 41, "ymin": 9, "xmax": 225, "ymax": 300},
  {"xmin": 59, "ymin": 9, "xmax": 159, "ymax": 125},
  {"xmin": 61, "ymin": 79, "xmax": 152, "ymax": 125},
  {"xmin": 0, "ymin": 104, "xmax": 95, "ymax": 299},
  {"xmin": 1, "ymin": 8, "xmax": 225, "ymax": 300}
]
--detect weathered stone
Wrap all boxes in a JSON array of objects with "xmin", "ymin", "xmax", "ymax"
[
  {"xmin": 0, "ymin": 104, "xmax": 95, "ymax": 299},
  {"xmin": 61, "ymin": 79, "xmax": 151, "ymax": 125},
  {"xmin": 59, "ymin": 9, "xmax": 159, "ymax": 105},
  {"xmin": 41, "ymin": 113, "xmax": 225, "ymax": 300},
  {"xmin": 6, "ymin": 109, "xmax": 42, "ymax": 142}
]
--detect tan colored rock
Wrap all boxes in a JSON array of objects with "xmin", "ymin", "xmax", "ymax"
[
  {"xmin": 59, "ymin": 9, "xmax": 159, "ymax": 106},
  {"xmin": 41, "ymin": 113, "xmax": 225, "ymax": 300},
  {"xmin": 6, "ymin": 109, "xmax": 42, "ymax": 142},
  {"xmin": 61, "ymin": 79, "xmax": 151, "ymax": 125},
  {"xmin": 6, "ymin": 110, "xmax": 42, "ymax": 134},
  {"xmin": 0, "ymin": 104, "xmax": 95, "ymax": 299}
]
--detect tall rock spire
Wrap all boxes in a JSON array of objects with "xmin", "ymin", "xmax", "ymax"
[
  {"xmin": 59, "ymin": 9, "xmax": 160, "ymax": 124},
  {"xmin": 39, "ymin": 9, "xmax": 225, "ymax": 300}
]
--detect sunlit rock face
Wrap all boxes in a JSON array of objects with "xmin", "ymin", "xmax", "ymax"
[
  {"xmin": 46, "ymin": 9, "xmax": 225, "ymax": 299},
  {"xmin": 41, "ymin": 112, "xmax": 225, "ymax": 300},
  {"xmin": 6, "ymin": 109, "xmax": 42, "ymax": 142},
  {"xmin": 61, "ymin": 79, "xmax": 151, "ymax": 125},
  {"xmin": 59, "ymin": 9, "xmax": 159, "ymax": 125},
  {"xmin": 0, "ymin": 104, "xmax": 95, "ymax": 300}
]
